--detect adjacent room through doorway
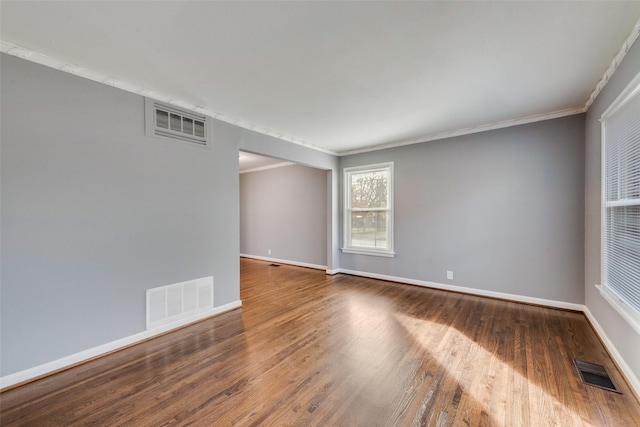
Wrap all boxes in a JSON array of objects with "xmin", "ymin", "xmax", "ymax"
[{"xmin": 239, "ymin": 151, "xmax": 329, "ymax": 287}]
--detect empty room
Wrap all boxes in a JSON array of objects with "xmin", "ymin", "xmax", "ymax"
[{"xmin": 1, "ymin": 2, "xmax": 640, "ymax": 426}]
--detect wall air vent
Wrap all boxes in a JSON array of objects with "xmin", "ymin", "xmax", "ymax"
[
  {"xmin": 145, "ymin": 98, "xmax": 212, "ymax": 148},
  {"xmin": 146, "ymin": 276, "xmax": 214, "ymax": 330}
]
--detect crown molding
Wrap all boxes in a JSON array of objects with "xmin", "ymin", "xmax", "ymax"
[
  {"xmin": 337, "ymin": 16, "xmax": 640, "ymax": 156},
  {"xmin": 0, "ymin": 40, "xmax": 337, "ymax": 157},
  {"xmin": 584, "ymin": 16, "xmax": 640, "ymax": 111},
  {"xmin": 4, "ymin": 13, "xmax": 640, "ymax": 159},
  {"xmin": 337, "ymin": 106, "xmax": 586, "ymax": 156},
  {"xmin": 239, "ymin": 161, "xmax": 294, "ymax": 174}
]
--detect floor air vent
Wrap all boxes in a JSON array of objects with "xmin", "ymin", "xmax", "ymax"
[
  {"xmin": 269, "ymin": 264, "xmax": 281, "ymax": 267},
  {"xmin": 574, "ymin": 359, "xmax": 621, "ymax": 393}
]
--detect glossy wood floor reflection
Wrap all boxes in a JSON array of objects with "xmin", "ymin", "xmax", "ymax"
[{"xmin": 2, "ymin": 259, "xmax": 640, "ymax": 426}]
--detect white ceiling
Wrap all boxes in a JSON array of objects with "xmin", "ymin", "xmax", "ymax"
[{"xmin": 2, "ymin": 1, "xmax": 640, "ymax": 155}]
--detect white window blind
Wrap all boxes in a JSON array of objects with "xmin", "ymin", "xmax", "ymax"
[{"xmin": 602, "ymin": 74, "xmax": 640, "ymax": 318}]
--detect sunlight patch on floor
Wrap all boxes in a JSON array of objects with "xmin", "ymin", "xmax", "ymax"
[
  {"xmin": 394, "ymin": 312, "xmax": 592, "ymax": 427},
  {"xmin": 345, "ymin": 293, "xmax": 396, "ymax": 376}
]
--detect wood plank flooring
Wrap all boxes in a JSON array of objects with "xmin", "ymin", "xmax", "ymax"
[{"xmin": 2, "ymin": 258, "xmax": 639, "ymax": 426}]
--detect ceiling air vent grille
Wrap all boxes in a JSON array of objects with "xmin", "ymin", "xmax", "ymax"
[{"xmin": 145, "ymin": 98, "xmax": 211, "ymax": 148}]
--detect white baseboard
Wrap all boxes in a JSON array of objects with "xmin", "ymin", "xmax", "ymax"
[
  {"xmin": 325, "ymin": 268, "xmax": 340, "ymax": 275},
  {"xmin": 583, "ymin": 306, "xmax": 640, "ymax": 399},
  {"xmin": 240, "ymin": 253, "xmax": 327, "ymax": 271},
  {"xmin": 0, "ymin": 300, "xmax": 242, "ymax": 391},
  {"xmin": 336, "ymin": 268, "xmax": 584, "ymax": 311}
]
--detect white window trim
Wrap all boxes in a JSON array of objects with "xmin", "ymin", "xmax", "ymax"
[
  {"xmin": 342, "ymin": 162, "xmax": 395, "ymax": 257},
  {"xmin": 595, "ymin": 284, "xmax": 640, "ymax": 336},
  {"xmin": 599, "ymin": 70, "xmax": 640, "ymax": 335}
]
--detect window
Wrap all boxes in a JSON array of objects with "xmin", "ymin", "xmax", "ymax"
[
  {"xmin": 599, "ymin": 71, "xmax": 640, "ymax": 334},
  {"xmin": 145, "ymin": 98, "xmax": 212, "ymax": 148},
  {"xmin": 343, "ymin": 163, "xmax": 394, "ymax": 257}
]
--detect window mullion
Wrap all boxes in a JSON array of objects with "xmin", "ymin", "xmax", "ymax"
[{"xmin": 351, "ymin": 207, "xmax": 389, "ymax": 212}]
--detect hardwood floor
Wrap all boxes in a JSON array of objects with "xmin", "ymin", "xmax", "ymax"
[{"xmin": 2, "ymin": 258, "xmax": 639, "ymax": 426}]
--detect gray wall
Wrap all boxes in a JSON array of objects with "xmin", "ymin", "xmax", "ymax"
[
  {"xmin": 0, "ymin": 54, "xmax": 339, "ymax": 377},
  {"xmin": 340, "ymin": 115, "xmax": 586, "ymax": 304},
  {"xmin": 585, "ymin": 37, "xmax": 640, "ymax": 383},
  {"xmin": 0, "ymin": 54, "xmax": 238, "ymax": 375},
  {"xmin": 240, "ymin": 164, "xmax": 327, "ymax": 266}
]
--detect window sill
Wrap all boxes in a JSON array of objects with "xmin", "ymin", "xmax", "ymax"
[
  {"xmin": 595, "ymin": 284, "xmax": 640, "ymax": 336},
  {"xmin": 341, "ymin": 248, "xmax": 395, "ymax": 258}
]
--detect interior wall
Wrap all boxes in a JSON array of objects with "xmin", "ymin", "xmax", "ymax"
[
  {"xmin": 339, "ymin": 114, "xmax": 586, "ymax": 304},
  {"xmin": 0, "ymin": 53, "xmax": 339, "ymax": 378},
  {"xmin": 585, "ymin": 35, "xmax": 640, "ymax": 388},
  {"xmin": 0, "ymin": 54, "xmax": 240, "ymax": 376},
  {"xmin": 240, "ymin": 164, "xmax": 327, "ymax": 267}
]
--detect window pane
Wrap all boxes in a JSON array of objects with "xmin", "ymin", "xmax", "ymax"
[
  {"xmin": 351, "ymin": 170, "xmax": 388, "ymax": 208},
  {"xmin": 351, "ymin": 211, "xmax": 388, "ymax": 249},
  {"xmin": 605, "ymin": 205, "xmax": 640, "ymax": 312}
]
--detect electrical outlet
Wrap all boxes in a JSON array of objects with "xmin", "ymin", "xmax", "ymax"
[
  {"xmin": 268, "ymin": 249, "xmax": 271, "ymax": 255},
  {"xmin": 447, "ymin": 271, "xmax": 454, "ymax": 280}
]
